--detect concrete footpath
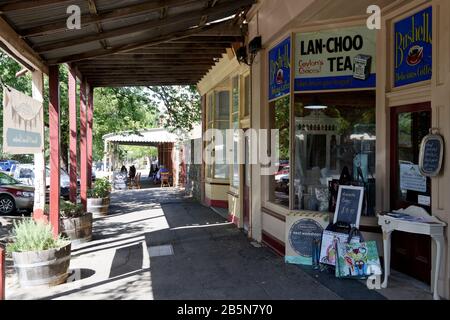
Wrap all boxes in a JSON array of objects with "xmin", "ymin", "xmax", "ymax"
[{"xmin": 3, "ymin": 188, "xmax": 433, "ymax": 300}]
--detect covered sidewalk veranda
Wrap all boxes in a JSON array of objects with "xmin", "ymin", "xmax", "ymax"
[{"xmin": 0, "ymin": 0, "xmax": 253, "ymax": 237}]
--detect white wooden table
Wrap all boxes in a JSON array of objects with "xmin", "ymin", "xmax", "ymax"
[{"xmin": 378, "ymin": 208, "xmax": 446, "ymax": 300}]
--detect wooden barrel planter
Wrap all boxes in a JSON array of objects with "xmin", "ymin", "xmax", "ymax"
[
  {"xmin": 61, "ymin": 212, "xmax": 93, "ymax": 246},
  {"xmin": 87, "ymin": 198, "xmax": 110, "ymax": 216},
  {"xmin": 12, "ymin": 242, "xmax": 71, "ymax": 288}
]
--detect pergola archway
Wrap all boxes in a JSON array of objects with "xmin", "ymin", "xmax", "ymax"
[{"xmin": 103, "ymin": 128, "xmax": 178, "ymax": 180}]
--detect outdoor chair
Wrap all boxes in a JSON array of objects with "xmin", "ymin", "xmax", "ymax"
[
  {"xmin": 135, "ymin": 172, "xmax": 141, "ymax": 189},
  {"xmin": 161, "ymin": 172, "xmax": 170, "ymax": 187},
  {"xmin": 129, "ymin": 174, "xmax": 138, "ymax": 189}
]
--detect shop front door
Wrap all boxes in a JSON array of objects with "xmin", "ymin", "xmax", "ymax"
[{"xmin": 390, "ymin": 103, "xmax": 432, "ymax": 284}]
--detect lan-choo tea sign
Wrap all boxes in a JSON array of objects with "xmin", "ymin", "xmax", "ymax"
[
  {"xmin": 294, "ymin": 26, "xmax": 376, "ymax": 91},
  {"xmin": 394, "ymin": 7, "xmax": 432, "ymax": 87},
  {"xmin": 2, "ymin": 87, "xmax": 43, "ymax": 154}
]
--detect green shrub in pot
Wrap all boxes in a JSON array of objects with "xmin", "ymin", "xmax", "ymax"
[
  {"xmin": 87, "ymin": 178, "xmax": 111, "ymax": 199},
  {"xmin": 7, "ymin": 218, "xmax": 72, "ymax": 287},
  {"xmin": 44, "ymin": 201, "xmax": 86, "ymax": 219},
  {"xmin": 7, "ymin": 218, "xmax": 68, "ymax": 253}
]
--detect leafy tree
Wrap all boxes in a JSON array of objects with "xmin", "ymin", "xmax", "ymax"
[
  {"xmin": 92, "ymin": 87, "xmax": 159, "ymax": 161},
  {"xmin": 147, "ymin": 85, "xmax": 201, "ymax": 133}
]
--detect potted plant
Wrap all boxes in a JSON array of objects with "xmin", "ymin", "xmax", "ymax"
[
  {"xmin": 45, "ymin": 201, "xmax": 93, "ymax": 247},
  {"xmin": 7, "ymin": 218, "xmax": 71, "ymax": 288},
  {"xmin": 87, "ymin": 178, "xmax": 112, "ymax": 216}
]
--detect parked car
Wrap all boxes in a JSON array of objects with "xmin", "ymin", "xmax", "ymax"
[
  {"xmin": 0, "ymin": 160, "xmax": 19, "ymax": 172},
  {"xmin": 10, "ymin": 164, "xmax": 71, "ymax": 200},
  {"xmin": 274, "ymin": 164, "xmax": 289, "ymax": 181},
  {"xmin": 0, "ymin": 172, "xmax": 34, "ymax": 215}
]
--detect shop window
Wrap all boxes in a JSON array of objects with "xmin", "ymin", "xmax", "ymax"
[
  {"xmin": 206, "ymin": 93, "xmax": 214, "ymax": 179},
  {"xmin": 393, "ymin": 109, "xmax": 431, "ymax": 209},
  {"xmin": 231, "ymin": 76, "xmax": 240, "ymax": 188},
  {"xmin": 205, "ymin": 90, "xmax": 230, "ymax": 180},
  {"xmin": 293, "ymin": 91, "xmax": 376, "ymax": 216},
  {"xmin": 243, "ymin": 74, "xmax": 251, "ymax": 118},
  {"xmin": 268, "ymin": 96, "xmax": 290, "ymax": 208}
]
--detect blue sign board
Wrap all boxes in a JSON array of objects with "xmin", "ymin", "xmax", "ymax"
[
  {"xmin": 6, "ymin": 128, "xmax": 41, "ymax": 148},
  {"xmin": 286, "ymin": 218, "xmax": 323, "ymax": 265},
  {"xmin": 394, "ymin": 7, "xmax": 432, "ymax": 87},
  {"xmin": 269, "ymin": 37, "xmax": 291, "ymax": 101}
]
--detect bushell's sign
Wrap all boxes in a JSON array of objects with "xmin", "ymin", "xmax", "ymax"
[
  {"xmin": 394, "ymin": 7, "xmax": 432, "ymax": 87},
  {"xmin": 268, "ymin": 37, "xmax": 291, "ymax": 101}
]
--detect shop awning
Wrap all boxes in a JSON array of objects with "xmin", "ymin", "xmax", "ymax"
[{"xmin": 103, "ymin": 128, "xmax": 178, "ymax": 147}]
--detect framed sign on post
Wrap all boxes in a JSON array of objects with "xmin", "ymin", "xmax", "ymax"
[
  {"xmin": 419, "ymin": 129, "xmax": 444, "ymax": 177},
  {"xmin": 334, "ymin": 185, "xmax": 364, "ymax": 228},
  {"xmin": 2, "ymin": 87, "xmax": 44, "ymax": 154}
]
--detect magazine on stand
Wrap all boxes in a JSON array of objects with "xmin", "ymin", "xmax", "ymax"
[{"xmin": 386, "ymin": 212, "xmax": 440, "ymax": 224}]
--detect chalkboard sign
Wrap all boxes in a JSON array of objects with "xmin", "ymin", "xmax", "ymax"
[
  {"xmin": 334, "ymin": 186, "xmax": 364, "ymax": 228},
  {"xmin": 419, "ymin": 133, "xmax": 444, "ymax": 177},
  {"xmin": 113, "ymin": 172, "xmax": 128, "ymax": 190}
]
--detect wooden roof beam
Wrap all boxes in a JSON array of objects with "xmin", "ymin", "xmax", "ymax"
[
  {"xmin": 0, "ymin": 17, "xmax": 48, "ymax": 74},
  {"xmin": 86, "ymin": 0, "xmax": 109, "ymax": 50},
  {"xmin": 35, "ymin": 0, "xmax": 252, "ymax": 54},
  {"xmin": 0, "ymin": 0, "xmax": 73, "ymax": 13},
  {"xmin": 20, "ymin": 0, "xmax": 199, "ymax": 37},
  {"xmin": 91, "ymin": 79, "xmax": 199, "ymax": 84},
  {"xmin": 46, "ymin": 20, "xmax": 242, "ymax": 64}
]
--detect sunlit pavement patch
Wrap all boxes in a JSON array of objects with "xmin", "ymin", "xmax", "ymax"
[{"xmin": 148, "ymin": 244, "xmax": 174, "ymax": 257}]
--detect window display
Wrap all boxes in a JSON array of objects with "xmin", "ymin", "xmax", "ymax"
[
  {"xmin": 269, "ymin": 96, "xmax": 290, "ymax": 208},
  {"xmin": 293, "ymin": 91, "xmax": 376, "ymax": 216}
]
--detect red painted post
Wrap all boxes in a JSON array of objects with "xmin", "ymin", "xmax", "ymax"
[
  {"xmin": 80, "ymin": 80, "xmax": 88, "ymax": 211},
  {"xmin": 0, "ymin": 246, "xmax": 5, "ymax": 300},
  {"xmin": 68, "ymin": 67, "xmax": 77, "ymax": 203},
  {"xmin": 87, "ymin": 84, "xmax": 94, "ymax": 189},
  {"xmin": 49, "ymin": 65, "xmax": 61, "ymax": 238}
]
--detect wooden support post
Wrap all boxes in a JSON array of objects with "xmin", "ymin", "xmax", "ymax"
[
  {"xmin": 87, "ymin": 84, "xmax": 94, "ymax": 188},
  {"xmin": 0, "ymin": 246, "xmax": 5, "ymax": 300},
  {"xmin": 49, "ymin": 65, "xmax": 60, "ymax": 238},
  {"xmin": 68, "ymin": 67, "xmax": 78, "ymax": 203},
  {"xmin": 32, "ymin": 70, "xmax": 46, "ymax": 221},
  {"xmin": 80, "ymin": 80, "xmax": 88, "ymax": 211}
]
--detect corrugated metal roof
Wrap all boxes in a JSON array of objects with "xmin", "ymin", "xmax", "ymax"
[
  {"xmin": 103, "ymin": 128, "xmax": 178, "ymax": 146},
  {"xmin": 0, "ymin": 0, "xmax": 253, "ymax": 86}
]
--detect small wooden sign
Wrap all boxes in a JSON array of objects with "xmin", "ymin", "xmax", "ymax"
[
  {"xmin": 334, "ymin": 186, "xmax": 364, "ymax": 228},
  {"xmin": 419, "ymin": 130, "xmax": 444, "ymax": 177}
]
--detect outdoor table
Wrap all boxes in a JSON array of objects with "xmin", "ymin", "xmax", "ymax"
[{"xmin": 378, "ymin": 210, "xmax": 446, "ymax": 300}]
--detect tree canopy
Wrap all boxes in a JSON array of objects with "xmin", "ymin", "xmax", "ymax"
[{"xmin": 147, "ymin": 85, "xmax": 201, "ymax": 133}]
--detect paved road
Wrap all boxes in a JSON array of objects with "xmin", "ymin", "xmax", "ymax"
[{"xmin": 4, "ymin": 188, "xmax": 431, "ymax": 300}]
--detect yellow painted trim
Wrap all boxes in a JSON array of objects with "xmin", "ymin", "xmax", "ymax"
[{"xmin": 197, "ymin": 54, "xmax": 241, "ymax": 95}]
